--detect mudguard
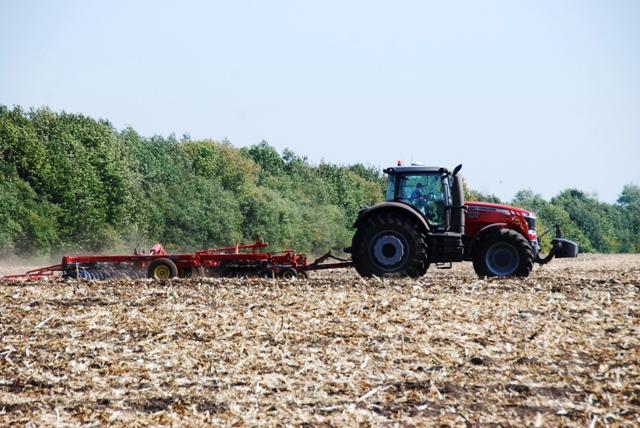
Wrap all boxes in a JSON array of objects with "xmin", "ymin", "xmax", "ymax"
[
  {"xmin": 353, "ymin": 202, "xmax": 430, "ymax": 232},
  {"xmin": 475, "ymin": 223, "xmax": 509, "ymax": 238}
]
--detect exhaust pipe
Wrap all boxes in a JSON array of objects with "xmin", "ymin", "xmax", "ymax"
[{"xmin": 450, "ymin": 165, "xmax": 465, "ymax": 235}]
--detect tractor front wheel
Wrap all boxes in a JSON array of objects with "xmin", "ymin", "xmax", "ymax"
[
  {"xmin": 351, "ymin": 212, "xmax": 428, "ymax": 278},
  {"xmin": 473, "ymin": 229, "xmax": 533, "ymax": 278}
]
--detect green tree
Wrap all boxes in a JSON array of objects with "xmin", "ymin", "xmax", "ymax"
[
  {"xmin": 512, "ymin": 189, "xmax": 593, "ymax": 253},
  {"xmin": 615, "ymin": 184, "xmax": 640, "ymax": 252},
  {"xmin": 1, "ymin": 104, "xmax": 638, "ymax": 258},
  {"xmin": 551, "ymin": 190, "xmax": 618, "ymax": 252}
]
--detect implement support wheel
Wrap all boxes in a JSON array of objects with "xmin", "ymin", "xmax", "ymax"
[
  {"xmin": 148, "ymin": 258, "xmax": 179, "ymax": 279},
  {"xmin": 280, "ymin": 268, "xmax": 298, "ymax": 280}
]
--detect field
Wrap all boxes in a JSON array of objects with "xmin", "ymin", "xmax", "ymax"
[{"xmin": 1, "ymin": 255, "xmax": 639, "ymax": 426}]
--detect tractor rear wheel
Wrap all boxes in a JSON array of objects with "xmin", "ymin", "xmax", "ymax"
[
  {"xmin": 473, "ymin": 229, "xmax": 533, "ymax": 278},
  {"xmin": 351, "ymin": 212, "xmax": 428, "ymax": 277},
  {"xmin": 147, "ymin": 258, "xmax": 178, "ymax": 279}
]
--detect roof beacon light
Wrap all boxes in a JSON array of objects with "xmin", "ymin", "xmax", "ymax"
[{"xmin": 396, "ymin": 160, "xmax": 402, "ymax": 166}]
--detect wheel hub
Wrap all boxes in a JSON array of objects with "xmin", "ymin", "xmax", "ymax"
[
  {"xmin": 154, "ymin": 265, "xmax": 171, "ymax": 279},
  {"xmin": 372, "ymin": 234, "xmax": 405, "ymax": 267},
  {"xmin": 485, "ymin": 242, "xmax": 520, "ymax": 276}
]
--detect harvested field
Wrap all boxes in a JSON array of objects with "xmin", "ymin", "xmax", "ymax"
[{"xmin": 1, "ymin": 254, "xmax": 639, "ymax": 426}]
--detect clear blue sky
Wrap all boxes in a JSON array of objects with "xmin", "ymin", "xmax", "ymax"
[{"xmin": 1, "ymin": 1, "xmax": 638, "ymax": 203}]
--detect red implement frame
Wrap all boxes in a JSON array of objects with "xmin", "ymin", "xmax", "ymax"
[
  {"xmin": 1, "ymin": 264, "xmax": 66, "ymax": 281},
  {"xmin": 1, "ymin": 237, "xmax": 352, "ymax": 281}
]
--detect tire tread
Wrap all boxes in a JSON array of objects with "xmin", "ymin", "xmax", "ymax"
[
  {"xmin": 473, "ymin": 228, "xmax": 533, "ymax": 278},
  {"xmin": 352, "ymin": 212, "xmax": 429, "ymax": 278}
]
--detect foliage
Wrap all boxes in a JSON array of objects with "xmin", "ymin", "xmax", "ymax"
[
  {"xmin": 511, "ymin": 190, "xmax": 593, "ymax": 253},
  {"xmin": 0, "ymin": 105, "xmax": 637, "ymax": 257},
  {"xmin": 0, "ymin": 107, "xmax": 384, "ymax": 256}
]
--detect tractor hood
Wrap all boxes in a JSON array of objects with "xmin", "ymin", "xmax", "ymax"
[
  {"xmin": 465, "ymin": 201, "xmax": 533, "ymax": 217},
  {"xmin": 465, "ymin": 201, "xmax": 537, "ymax": 243}
]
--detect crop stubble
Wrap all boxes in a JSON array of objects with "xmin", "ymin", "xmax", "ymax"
[{"xmin": 1, "ymin": 254, "xmax": 639, "ymax": 426}]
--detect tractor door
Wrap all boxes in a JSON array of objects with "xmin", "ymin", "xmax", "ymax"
[{"xmin": 394, "ymin": 173, "xmax": 450, "ymax": 228}]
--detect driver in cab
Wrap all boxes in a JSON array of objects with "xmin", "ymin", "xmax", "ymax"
[
  {"xmin": 409, "ymin": 182, "xmax": 442, "ymax": 222},
  {"xmin": 410, "ymin": 183, "xmax": 427, "ymax": 211}
]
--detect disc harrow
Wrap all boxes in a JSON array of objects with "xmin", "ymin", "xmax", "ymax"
[{"xmin": 62, "ymin": 264, "xmax": 146, "ymax": 280}]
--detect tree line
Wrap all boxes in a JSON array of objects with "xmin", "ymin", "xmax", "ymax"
[{"xmin": 0, "ymin": 106, "xmax": 638, "ymax": 257}]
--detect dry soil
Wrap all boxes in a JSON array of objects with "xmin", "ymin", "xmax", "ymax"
[{"xmin": 1, "ymin": 255, "xmax": 639, "ymax": 426}]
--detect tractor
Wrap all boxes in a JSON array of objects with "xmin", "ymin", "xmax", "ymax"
[{"xmin": 347, "ymin": 164, "xmax": 578, "ymax": 278}]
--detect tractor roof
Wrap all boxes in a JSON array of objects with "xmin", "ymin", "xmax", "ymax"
[{"xmin": 383, "ymin": 166, "xmax": 448, "ymax": 175}]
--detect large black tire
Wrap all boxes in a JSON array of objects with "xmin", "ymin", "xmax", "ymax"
[
  {"xmin": 351, "ymin": 212, "xmax": 429, "ymax": 278},
  {"xmin": 147, "ymin": 258, "xmax": 179, "ymax": 279},
  {"xmin": 473, "ymin": 229, "xmax": 534, "ymax": 278}
]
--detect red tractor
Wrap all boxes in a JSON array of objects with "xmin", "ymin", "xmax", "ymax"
[{"xmin": 347, "ymin": 164, "xmax": 578, "ymax": 278}]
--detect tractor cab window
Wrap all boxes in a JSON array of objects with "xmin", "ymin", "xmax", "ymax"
[
  {"xmin": 385, "ymin": 175, "xmax": 396, "ymax": 201},
  {"xmin": 397, "ymin": 174, "xmax": 446, "ymax": 224}
]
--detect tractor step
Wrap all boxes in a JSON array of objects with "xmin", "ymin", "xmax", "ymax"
[{"xmin": 435, "ymin": 262, "xmax": 453, "ymax": 269}]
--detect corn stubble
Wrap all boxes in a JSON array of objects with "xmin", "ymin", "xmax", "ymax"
[{"xmin": 1, "ymin": 254, "xmax": 638, "ymax": 426}]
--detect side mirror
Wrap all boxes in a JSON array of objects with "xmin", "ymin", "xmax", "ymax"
[{"xmin": 452, "ymin": 164, "xmax": 462, "ymax": 176}]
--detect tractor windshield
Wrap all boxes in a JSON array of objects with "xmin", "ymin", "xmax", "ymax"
[{"xmin": 396, "ymin": 173, "xmax": 447, "ymax": 224}]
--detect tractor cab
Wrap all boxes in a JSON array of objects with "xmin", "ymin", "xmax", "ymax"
[{"xmin": 383, "ymin": 165, "xmax": 458, "ymax": 231}]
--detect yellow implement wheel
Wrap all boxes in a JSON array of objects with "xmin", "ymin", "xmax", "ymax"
[
  {"xmin": 147, "ymin": 258, "xmax": 178, "ymax": 279},
  {"xmin": 153, "ymin": 265, "xmax": 171, "ymax": 279}
]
